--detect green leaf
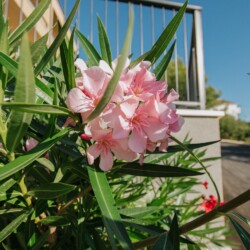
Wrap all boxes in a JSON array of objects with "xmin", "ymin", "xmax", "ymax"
[
  {"xmin": 145, "ymin": 0, "xmax": 187, "ymax": 64},
  {"xmin": 229, "ymin": 216, "xmax": 250, "ymax": 248},
  {"xmin": 1, "ymin": 103, "xmax": 73, "ymax": 116},
  {"xmin": 129, "ymin": 50, "xmax": 151, "ymax": 69},
  {"xmin": 0, "ymin": 127, "xmax": 70, "ymax": 181},
  {"xmin": 0, "ymin": 211, "xmax": 30, "ymax": 242},
  {"xmin": 0, "ymin": 52, "xmax": 53, "ymax": 104},
  {"xmin": 97, "ymin": 16, "xmax": 112, "ymax": 66},
  {"xmin": 154, "ymin": 41, "xmax": 175, "ymax": 80},
  {"xmin": 28, "ymin": 182, "xmax": 76, "ymax": 199},
  {"xmin": 9, "ymin": 0, "xmax": 50, "ymax": 45},
  {"xmin": 0, "ymin": 0, "xmax": 2, "ymax": 17},
  {"xmin": 60, "ymin": 37, "xmax": 70, "ymax": 91},
  {"xmin": 153, "ymin": 140, "xmax": 220, "ymax": 154},
  {"xmin": 75, "ymin": 29, "xmax": 101, "ymax": 67},
  {"xmin": 31, "ymin": 33, "xmax": 48, "ymax": 65},
  {"xmin": 0, "ymin": 190, "xmax": 22, "ymax": 201},
  {"xmin": 0, "ymin": 178, "xmax": 16, "ymax": 192},
  {"xmin": 230, "ymin": 212, "xmax": 250, "ymax": 227},
  {"xmin": 169, "ymin": 135, "xmax": 221, "ymax": 205},
  {"xmin": 152, "ymin": 213, "xmax": 180, "ymax": 250},
  {"xmin": 0, "ymin": 17, "xmax": 9, "ymax": 145},
  {"xmin": 41, "ymin": 216, "xmax": 70, "ymax": 226},
  {"xmin": 85, "ymin": 8, "xmax": 134, "ymax": 123},
  {"xmin": 35, "ymin": 0, "xmax": 80, "ymax": 75},
  {"xmin": 36, "ymin": 157, "xmax": 55, "ymax": 172},
  {"xmin": 115, "ymin": 162, "xmax": 203, "ymax": 177},
  {"xmin": 88, "ymin": 166, "xmax": 134, "ymax": 250},
  {"xmin": 0, "ymin": 208, "xmax": 25, "ymax": 215},
  {"xmin": 67, "ymin": 26, "xmax": 76, "ymax": 90},
  {"xmin": 120, "ymin": 206, "xmax": 159, "ymax": 219},
  {"xmin": 6, "ymin": 34, "xmax": 35, "ymax": 152},
  {"xmin": 30, "ymin": 231, "xmax": 50, "ymax": 250}
]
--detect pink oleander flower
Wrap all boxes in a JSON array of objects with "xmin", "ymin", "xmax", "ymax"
[
  {"xmin": 66, "ymin": 58, "xmax": 183, "ymax": 171},
  {"xmin": 87, "ymin": 129, "xmax": 136, "ymax": 171}
]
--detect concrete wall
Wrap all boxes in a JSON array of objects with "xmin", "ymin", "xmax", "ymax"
[{"xmin": 175, "ymin": 109, "xmax": 224, "ymax": 199}]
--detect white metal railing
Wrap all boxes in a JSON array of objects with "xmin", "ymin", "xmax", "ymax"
[
  {"xmin": 62, "ymin": 0, "xmax": 206, "ymax": 110},
  {"xmin": 4, "ymin": 0, "xmax": 206, "ymax": 109}
]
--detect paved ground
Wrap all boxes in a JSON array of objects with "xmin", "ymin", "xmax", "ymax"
[{"xmin": 221, "ymin": 142, "xmax": 250, "ymax": 249}]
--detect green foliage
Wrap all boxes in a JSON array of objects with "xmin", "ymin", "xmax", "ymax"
[
  {"xmin": 167, "ymin": 58, "xmax": 188, "ymax": 100},
  {"xmin": 0, "ymin": 0, "xmax": 248, "ymax": 249},
  {"xmin": 206, "ymin": 85, "xmax": 221, "ymax": 109},
  {"xmin": 220, "ymin": 115, "xmax": 250, "ymax": 142}
]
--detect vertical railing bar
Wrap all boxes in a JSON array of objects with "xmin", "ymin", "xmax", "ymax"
[
  {"xmin": 33, "ymin": 0, "xmax": 39, "ymax": 42},
  {"xmin": 162, "ymin": 7, "xmax": 168, "ymax": 81},
  {"xmin": 116, "ymin": 0, "xmax": 119, "ymax": 56},
  {"xmin": 173, "ymin": 9, "xmax": 179, "ymax": 93},
  {"xmin": 19, "ymin": 0, "xmax": 24, "ymax": 24},
  {"xmin": 90, "ymin": 0, "xmax": 93, "ymax": 43},
  {"xmin": 128, "ymin": 2, "xmax": 133, "ymax": 55},
  {"xmin": 192, "ymin": 47, "xmax": 197, "ymax": 98},
  {"xmin": 140, "ymin": 3, "xmax": 143, "ymax": 54},
  {"xmin": 194, "ymin": 9, "xmax": 206, "ymax": 109},
  {"xmin": 63, "ymin": 0, "xmax": 67, "ymax": 17},
  {"xmin": 151, "ymin": 5, "xmax": 154, "ymax": 46},
  {"xmin": 4, "ymin": 0, "xmax": 9, "ymax": 18},
  {"xmin": 104, "ymin": 0, "xmax": 108, "ymax": 31},
  {"xmin": 183, "ymin": 13, "xmax": 190, "ymax": 101},
  {"xmin": 77, "ymin": 1, "xmax": 80, "ymax": 53}
]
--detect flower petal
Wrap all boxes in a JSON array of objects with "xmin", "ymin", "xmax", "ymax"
[
  {"xmin": 100, "ymin": 150, "xmax": 113, "ymax": 171},
  {"xmin": 128, "ymin": 130, "xmax": 147, "ymax": 153},
  {"xmin": 87, "ymin": 144, "xmax": 101, "ymax": 165},
  {"xmin": 66, "ymin": 88, "xmax": 93, "ymax": 113}
]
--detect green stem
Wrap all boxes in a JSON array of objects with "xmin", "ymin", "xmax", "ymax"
[
  {"xmin": 132, "ymin": 189, "xmax": 250, "ymax": 249},
  {"xmin": 169, "ymin": 135, "xmax": 221, "ymax": 206},
  {"xmin": 18, "ymin": 175, "xmax": 32, "ymax": 207},
  {"xmin": 8, "ymin": 152, "xmax": 33, "ymax": 207}
]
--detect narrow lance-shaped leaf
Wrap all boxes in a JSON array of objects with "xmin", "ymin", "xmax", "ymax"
[
  {"xmin": 97, "ymin": 16, "xmax": 112, "ymax": 66},
  {"xmin": 0, "ymin": 0, "xmax": 2, "ymax": 17},
  {"xmin": 75, "ymin": 29, "xmax": 101, "ymax": 67},
  {"xmin": 85, "ymin": 7, "xmax": 134, "ymax": 123},
  {"xmin": 88, "ymin": 166, "xmax": 134, "ymax": 249},
  {"xmin": 28, "ymin": 182, "xmax": 76, "ymax": 199},
  {"xmin": 229, "ymin": 216, "xmax": 250, "ymax": 249},
  {"xmin": 150, "ymin": 140, "xmax": 220, "ymax": 154},
  {"xmin": 6, "ymin": 34, "xmax": 35, "ymax": 152},
  {"xmin": 0, "ymin": 127, "xmax": 70, "ymax": 181},
  {"xmin": 0, "ymin": 211, "xmax": 30, "ymax": 242},
  {"xmin": 60, "ymin": 36, "xmax": 70, "ymax": 91},
  {"xmin": 0, "ymin": 16, "xmax": 9, "ymax": 145},
  {"xmin": 130, "ymin": 1, "xmax": 186, "ymax": 68},
  {"xmin": 35, "ymin": 0, "xmax": 80, "ymax": 75},
  {"xmin": 0, "ymin": 52, "xmax": 53, "ymax": 104},
  {"xmin": 136, "ymin": 0, "xmax": 187, "ymax": 66},
  {"xmin": 154, "ymin": 41, "xmax": 176, "ymax": 80},
  {"xmin": 170, "ymin": 135, "xmax": 221, "ymax": 206},
  {"xmin": 9, "ymin": 0, "xmax": 50, "ymax": 45},
  {"xmin": 67, "ymin": 26, "xmax": 76, "ymax": 90},
  {"xmin": 31, "ymin": 33, "xmax": 48, "ymax": 65},
  {"xmin": 1, "ymin": 103, "xmax": 74, "ymax": 116},
  {"xmin": 152, "ymin": 213, "xmax": 180, "ymax": 250},
  {"xmin": 115, "ymin": 162, "xmax": 203, "ymax": 177}
]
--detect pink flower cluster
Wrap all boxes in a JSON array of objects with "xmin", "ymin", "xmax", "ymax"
[{"xmin": 66, "ymin": 58, "xmax": 183, "ymax": 171}]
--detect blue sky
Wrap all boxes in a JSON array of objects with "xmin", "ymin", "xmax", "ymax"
[
  {"xmin": 174, "ymin": 0, "xmax": 250, "ymax": 121},
  {"xmin": 62, "ymin": 0, "xmax": 250, "ymax": 121}
]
